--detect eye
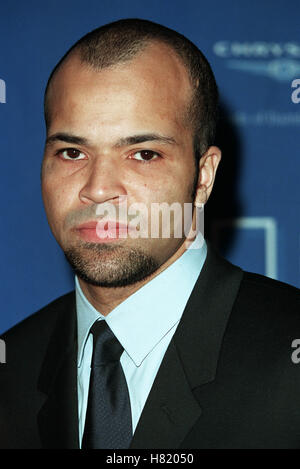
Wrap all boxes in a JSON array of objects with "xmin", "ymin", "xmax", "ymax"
[
  {"xmin": 56, "ymin": 148, "xmax": 86, "ymax": 160},
  {"xmin": 130, "ymin": 150, "xmax": 160, "ymax": 163}
]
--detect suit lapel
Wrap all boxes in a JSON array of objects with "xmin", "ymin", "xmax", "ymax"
[
  {"xmin": 130, "ymin": 241, "xmax": 243, "ymax": 449},
  {"xmin": 37, "ymin": 293, "xmax": 79, "ymax": 449},
  {"xmin": 130, "ymin": 339, "xmax": 202, "ymax": 449}
]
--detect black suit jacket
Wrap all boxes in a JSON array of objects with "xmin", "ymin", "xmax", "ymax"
[{"xmin": 1, "ymin": 241, "xmax": 300, "ymax": 449}]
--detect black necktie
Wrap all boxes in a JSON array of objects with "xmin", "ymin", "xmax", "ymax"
[{"xmin": 81, "ymin": 320, "xmax": 133, "ymax": 449}]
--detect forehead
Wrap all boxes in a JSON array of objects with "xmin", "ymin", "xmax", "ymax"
[{"xmin": 46, "ymin": 42, "xmax": 193, "ymax": 139}]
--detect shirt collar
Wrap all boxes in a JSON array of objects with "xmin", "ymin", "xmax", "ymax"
[
  {"xmin": 76, "ymin": 233, "xmax": 207, "ymax": 367},
  {"xmin": 76, "ymin": 276, "xmax": 105, "ymax": 367}
]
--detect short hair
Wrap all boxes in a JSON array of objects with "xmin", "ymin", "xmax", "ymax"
[{"xmin": 44, "ymin": 18, "xmax": 219, "ymax": 157}]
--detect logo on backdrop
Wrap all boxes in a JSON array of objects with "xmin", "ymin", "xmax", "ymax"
[
  {"xmin": 213, "ymin": 41, "xmax": 300, "ymax": 82},
  {"xmin": 0, "ymin": 78, "xmax": 6, "ymax": 103},
  {"xmin": 213, "ymin": 42, "xmax": 300, "ymax": 125}
]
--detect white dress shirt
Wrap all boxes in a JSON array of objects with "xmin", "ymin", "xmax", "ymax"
[{"xmin": 76, "ymin": 233, "xmax": 207, "ymax": 447}]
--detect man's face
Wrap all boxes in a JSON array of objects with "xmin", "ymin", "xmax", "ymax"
[{"xmin": 41, "ymin": 42, "xmax": 199, "ymax": 287}]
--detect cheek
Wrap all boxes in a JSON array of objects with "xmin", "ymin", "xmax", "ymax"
[
  {"xmin": 41, "ymin": 174, "xmax": 75, "ymax": 229},
  {"xmin": 143, "ymin": 172, "xmax": 193, "ymax": 205}
]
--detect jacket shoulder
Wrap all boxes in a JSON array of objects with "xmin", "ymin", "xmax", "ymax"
[
  {"xmin": 238, "ymin": 271, "xmax": 299, "ymax": 309},
  {"xmin": 1, "ymin": 291, "xmax": 75, "ymax": 355},
  {"xmin": 242, "ymin": 270, "xmax": 299, "ymax": 292},
  {"xmin": 230, "ymin": 270, "xmax": 300, "ymax": 335}
]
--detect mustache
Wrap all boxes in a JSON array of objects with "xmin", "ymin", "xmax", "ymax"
[
  {"xmin": 65, "ymin": 204, "xmax": 102, "ymax": 229},
  {"xmin": 64, "ymin": 197, "xmax": 133, "ymax": 229}
]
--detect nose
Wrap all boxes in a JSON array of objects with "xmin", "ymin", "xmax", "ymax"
[{"xmin": 79, "ymin": 157, "xmax": 127, "ymax": 205}]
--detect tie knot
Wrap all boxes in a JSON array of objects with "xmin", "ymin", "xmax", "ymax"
[{"xmin": 90, "ymin": 320, "xmax": 124, "ymax": 367}]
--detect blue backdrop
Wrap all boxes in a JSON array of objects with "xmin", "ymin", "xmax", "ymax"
[{"xmin": 0, "ymin": 0, "xmax": 299, "ymax": 333}]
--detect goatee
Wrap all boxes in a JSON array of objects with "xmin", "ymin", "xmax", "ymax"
[{"xmin": 64, "ymin": 241, "xmax": 160, "ymax": 287}]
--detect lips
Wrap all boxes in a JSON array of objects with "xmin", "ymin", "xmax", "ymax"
[
  {"xmin": 77, "ymin": 221, "xmax": 103, "ymax": 230},
  {"xmin": 75, "ymin": 220, "xmax": 129, "ymax": 242}
]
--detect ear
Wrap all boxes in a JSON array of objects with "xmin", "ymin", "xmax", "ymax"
[{"xmin": 194, "ymin": 146, "xmax": 222, "ymax": 207}]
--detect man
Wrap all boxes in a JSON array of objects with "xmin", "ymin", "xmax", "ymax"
[{"xmin": 0, "ymin": 18, "xmax": 299, "ymax": 450}]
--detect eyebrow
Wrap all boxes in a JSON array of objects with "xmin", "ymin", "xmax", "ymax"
[
  {"xmin": 45, "ymin": 132, "xmax": 178, "ymax": 148},
  {"xmin": 114, "ymin": 134, "xmax": 178, "ymax": 147},
  {"xmin": 45, "ymin": 133, "xmax": 89, "ymax": 147}
]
